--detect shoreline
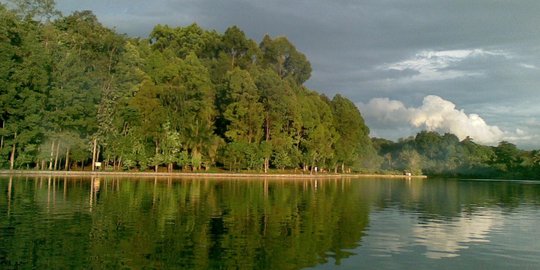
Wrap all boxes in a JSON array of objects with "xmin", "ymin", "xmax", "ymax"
[{"xmin": 0, "ymin": 170, "xmax": 427, "ymax": 179}]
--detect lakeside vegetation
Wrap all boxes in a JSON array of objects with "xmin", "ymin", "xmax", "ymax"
[{"xmin": 1, "ymin": 1, "xmax": 540, "ymax": 179}]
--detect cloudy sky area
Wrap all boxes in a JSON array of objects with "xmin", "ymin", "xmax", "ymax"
[{"xmin": 53, "ymin": 0, "xmax": 540, "ymax": 148}]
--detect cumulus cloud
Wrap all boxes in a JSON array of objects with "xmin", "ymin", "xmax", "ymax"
[
  {"xmin": 379, "ymin": 49, "xmax": 510, "ymax": 82},
  {"xmin": 360, "ymin": 95, "xmax": 505, "ymax": 144}
]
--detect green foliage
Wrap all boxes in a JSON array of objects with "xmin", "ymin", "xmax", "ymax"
[
  {"xmin": 260, "ymin": 35, "xmax": 312, "ymax": 84},
  {"xmin": 330, "ymin": 94, "xmax": 376, "ymax": 172},
  {"xmin": 3, "ymin": 1, "xmax": 537, "ymax": 178},
  {"xmin": 374, "ymin": 131, "xmax": 540, "ymax": 179},
  {"xmin": 7, "ymin": 0, "xmax": 60, "ymax": 21},
  {"xmin": 223, "ymin": 68, "xmax": 264, "ymax": 144}
]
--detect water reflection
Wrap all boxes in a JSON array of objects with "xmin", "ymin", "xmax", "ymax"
[
  {"xmin": 413, "ymin": 210, "xmax": 503, "ymax": 259},
  {"xmin": 1, "ymin": 177, "xmax": 539, "ymax": 269},
  {"xmin": 0, "ymin": 177, "xmax": 370, "ymax": 269}
]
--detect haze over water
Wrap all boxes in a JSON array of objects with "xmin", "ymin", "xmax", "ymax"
[{"xmin": 1, "ymin": 176, "xmax": 539, "ymax": 269}]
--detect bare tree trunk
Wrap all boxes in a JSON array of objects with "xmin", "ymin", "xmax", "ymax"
[
  {"xmin": 154, "ymin": 140, "xmax": 159, "ymax": 173},
  {"xmin": 54, "ymin": 140, "xmax": 60, "ymax": 170},
  {"xmin": 105, "ymin": 155, "xmax": 110, "ymax": 171},
  {"xmin": 96, "ymin": 147, "xmax": 100, "ymax": 167},
  {"xmin": 230, "ymin": 50, "xmax": 236, "ymax": 69},
  {"xmin": 9, "ymin": 132, "xmax": 16, "ymax": 170},
  {"xmin": 341, "ymin": 162, "xmax": 345, "ymax": 174},
  {"xmin": 264, "ymin": 113, "xmax": 270, "ymax": 173},
  {"xmin": 0, "ymin": 120, "xmax": 4, "ymax": 151},
  {"xmin": 49, "ymin": 139, "xmax": 55, "ymax": 170},
  {"xmin": 65, "ymin": 147, "xmax": 70, "ymax": 171},
  {"xmin": 92, "ymin": 138, "xmax": 97, "ymax": 171}
]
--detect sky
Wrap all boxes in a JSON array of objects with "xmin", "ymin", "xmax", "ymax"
[{"xmin": 52, "ymin": 0, "xmax": 540, "ymax": 149}]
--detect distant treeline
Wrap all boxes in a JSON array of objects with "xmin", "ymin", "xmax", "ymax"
[
  {"xmin": 1, "ymin": 2, "xmax": 539, "ymax": 179},
  {"xmin": 373, "ymin": 132, "xmax": 540, "ymax": 179}
]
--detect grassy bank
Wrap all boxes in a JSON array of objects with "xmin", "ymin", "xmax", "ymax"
[{"xmin": 0, "ymin": 170, "xmax": 427, "ymax": 179}]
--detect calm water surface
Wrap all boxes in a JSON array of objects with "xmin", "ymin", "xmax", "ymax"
[{"xmin": 0, "ymin": 176, "xmax": 539, "ymax": 269}]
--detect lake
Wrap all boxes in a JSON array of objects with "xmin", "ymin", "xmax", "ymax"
[{"xmin": 0, "ymin": 176, "xmax": 539, "ymax": 269}]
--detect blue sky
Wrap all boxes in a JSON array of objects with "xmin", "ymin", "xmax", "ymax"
[{"xmin": 51, "ymin": 0, "xmax": 540, "ymax": 148}]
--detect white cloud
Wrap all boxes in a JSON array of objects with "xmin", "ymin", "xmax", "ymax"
[
  {"xmin": 360, "ymin": 95, "xmax": 509, "ymax": 145},
  {"xmin": 519, "ymin": 63, "xmax": 538, "ymax": 69},
  {"xmin": 379, "ymin": 49, "xmax": 510, "ymax": 82},
  {"xmin": 359, "ymin": 97, "xmax": 412, "ymax": 125}
]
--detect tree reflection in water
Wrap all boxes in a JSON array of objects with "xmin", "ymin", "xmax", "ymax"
[
  {"xmin": 2, "ymin": 177, "xmax": 540, "ymax": 269},
  {"xmin": 0, "ymin": 176, "xmax": 370, "ymax": 269}
]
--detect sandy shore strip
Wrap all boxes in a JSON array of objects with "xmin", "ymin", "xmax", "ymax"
[{"xmin": 0, "ymin": 170, "xmax": 427, "ymax": 179}]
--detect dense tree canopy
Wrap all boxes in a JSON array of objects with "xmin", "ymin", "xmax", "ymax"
[
  {"xmin": 1, "ymin": 1, "xmax": 539, "ymax": 179},
  {"xmin": 0, "ymin": 2, "xmax": 375, "ymax": 174}
]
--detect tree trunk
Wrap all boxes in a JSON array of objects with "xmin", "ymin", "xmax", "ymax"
[
  {"xmin": 54, "ymin": 140, "xmax": 60, "ymax": 170},
  {"xmin": 96, "ymin": 147, "xmax": 100, "ymax": 167},
  {"xmin": 264, "ymin": 112, "xmax": 270, "ymax": 173},
  {"xmin": 0, "ymin": 120, "xmax": 4, "ymax": 151},
  {"xmin": 91, "ymin": 138, "xmax": 97, "ymax": 171},
  {"xmin": 9, "ymin": 132, "xmax": 16, "ymax": 170},
  {"xmin": 230, "ymin": 50, "xmax": 236, "ymax": 69},
  {"xmin": 49, "ymin": 139, "xmax": 55, "ymax": 170},
  {"xmin": 341, "ymin": 162, "xmax": 345, "ymax": 174},
  {"xmin": 154, "ymin": 140, "xmax": 159, "ymax": 173},
  {"xmin": 65, "ymin": 147, "xmax": 70, "ymax": 171}
]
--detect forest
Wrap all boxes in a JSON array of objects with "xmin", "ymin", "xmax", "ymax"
[{"xmin": 1, "ymin": 1, "xmax": 540, "ymax": 179}]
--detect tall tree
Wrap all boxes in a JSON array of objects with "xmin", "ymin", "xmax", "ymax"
[
  {"xmin": 297, "ymin": 91, "xmax": 338, "ymax": 172},
  {"xmin": 331, "ymin": 94, "xmax": 371, "ymax": 173},
  {"xmin": 160, "ymin": 53, "xmax": 218, "ymax": 170},
  {"xmin": 223, "ymin": 68, "xmax": 264, "ymax": 144},
  {"xmin": 254, "ymin": 68, "xmax": 297, "ymax": 172},
  {"xmin": 259, "ymin": 35, "xmax": 312, "ymax": 85},
  {"xmin": 0, "ymin": 5, "xmax": 48, "ymax": 169},
  {"xmin": 221, "ymin": 26, "xmax": 260, "ymax": 69},
  {"xmin": 8, "ymin": 0, "xmax": 60, "ymax": 21}
]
